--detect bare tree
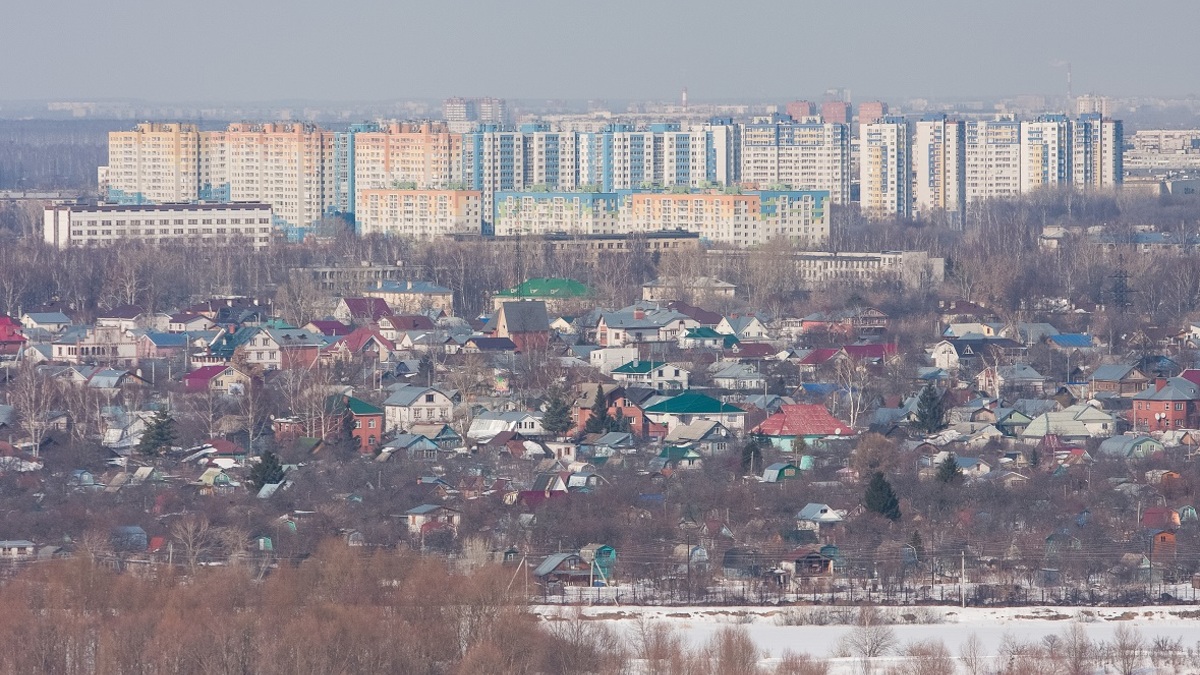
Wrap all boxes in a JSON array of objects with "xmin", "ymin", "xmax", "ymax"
[
  {"xmin": 1107, "ymin": 623, "xmax": 1144, "ymax": 675},
  {"xmin": 170, "ymin": 514, "xmax": 216, "ymax": 573},
  {"xmin": 959, "ymin": 633, "xmax": 985, "ymax": 675},
  {"xmin": 8, "ymin": 360, "xmax": 60, "ymax": 456}
]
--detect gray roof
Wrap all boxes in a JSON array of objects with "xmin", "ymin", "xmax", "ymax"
[
  {"xmin": 533, "ymin": 552, "xmax": 579, "ymax": 577},
  {"xmin": 500, "ymin": 301, "xmax": 550, "ymax": 333},
  {"xmin": 1091, "ymin": 364, "xmax": 1138, "ymax": 381},
  {"xmin": 796, "ymin": 503, "xmax": 843, "ymax": 523},
  {"xmin": 1132, "ymin": 377, "xmax": 1200, "ymax": 401},
  {"xmin": 22, "ymin": 312, "xmax": 71, "ymax": 325},
  {"xmin": 384, "ymin": 385, "xmax": 446, "ymax": 407},
  {"xmin": 405, "ymin": 504, "xmax": 445, "ymax": 515}
]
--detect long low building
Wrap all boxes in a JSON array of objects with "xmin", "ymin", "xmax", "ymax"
[
  {"xmin": 706, "ymin": 249, "xmax": 945, "ymax": 290},
  {"xmin": 43, "ymin": 202, "xmax": 274, "ymax": 249}
]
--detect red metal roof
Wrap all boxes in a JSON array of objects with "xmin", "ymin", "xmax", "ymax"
[{"xmin": 753, "ymin": 404, "xmax": 854, "ymax": 438}]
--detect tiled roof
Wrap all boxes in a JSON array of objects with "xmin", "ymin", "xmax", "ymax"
[{"xmin": 754, "ymin": 404, "xmax": 854, "ymax": 437}]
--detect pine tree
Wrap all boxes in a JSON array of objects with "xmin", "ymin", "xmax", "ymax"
[
  {"xmin": 864, "ymin": 471, "xmax": 901, "ymax": 522},
  {"xmin": 136, "ymin": 408, "xmax": 176, "ymax": 457},
  {"xmin": 541, "ymin": 388, "xmax": 573, "ymax": 438},
  {"xmin": 936, "ymin": 454, "xmax": 963, "ymax": 484},
  {"xmin": 608, "ymin": 407, "xmax": 631, "ymax": 433},
  {"xmin": 248, "ymin": 450, "xmax": 285, "ymax": 490},
  {"xmin": 583, "ymin": 386, "xmax": 611, "ymax": 434},
  {"xmin": 740, "ymin": 439, "xmax": 763, "ymax": 474},
  {"xmin": 909, "ymin": 531, "xmax": 924, "ymax": 558},
  {"xmin": 914, "ymin": 384, "xmax": 945, "ymax": 435}
]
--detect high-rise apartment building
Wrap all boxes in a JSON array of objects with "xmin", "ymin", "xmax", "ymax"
[
  {"xmin": 1072, "ymin": 114, "xmax": 1123, "ymax": 190},
  {"xmin": 859, "ymin": 117, "xmax": 911, "ymax": 219},
  {"xmin": 106, "ymin": 123, "xmax": 202, "ymax": 204},
  {"xmin": 858, "ymin": 101, "xmax": 889, "ymax": 125},
  {"xmin": 912, "ymin": 115, "xmax": 965, "ymax": 221},
  {"xmin": 964, "ymin": 117, "xmax": 1022, "ymax": 203},
  {"xmin": 1020, "ymin": 115, "xmax": 1072, "ymax": 193},
  {"xmin": 443, "ymin": 97, "xmax": 507, "ymax": 132},
  {"xmin": 821, "ymin": 101, "xmax": 852, "ymax": 125},
  {"xmin": 356, "ymin": 189, "xmax": 482, "ymax": 239},
  {"xmin": 739, "ymin": 115, "xmax": 850, "ymax": 204},
  {"xmin": 222, "ymin": 123, "xmax": 336, "ymax": 232},
  {"xmin": 351, "ymin": 122, "xmax": 463, "ymax": 218},
  {"xmin": 786, "ymin": 101, "xmax": 817, "ymax": 120}
]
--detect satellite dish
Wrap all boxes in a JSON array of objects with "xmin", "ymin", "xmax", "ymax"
[{"xmin": 835, "ymin": 428, "xmax": 842, "ymax": 435}]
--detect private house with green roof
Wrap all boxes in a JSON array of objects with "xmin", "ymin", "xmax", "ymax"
[
  {"xmin": 491, "ymin": 278, "xmax": 593, "ymax": 313},
  {"xmin": 643, "ymin": 392, "xmax": 747, "ymax": 434},
  {"xmin": 325, "ymin": 395, "xmax": 385, "ymax": 454},
  {"xmin": 679, "ymin": 326, "xmax": 738, "ymax": 349},
  {"xmin": 610, "ymin": 360, "xmax": 690, "ymax": 391}
]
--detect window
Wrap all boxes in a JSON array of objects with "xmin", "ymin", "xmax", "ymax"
[
  {"xmin": 1177, "ymin": 403, "xmax": 1185, "ymax": 411},
  {"xmin": 354, "ymin": 420, "xmax": 362, "ymax": 429},
  {"xmin": 425, "ymin": 393, "xmax": 435, "ymax": 403},
  {"xmin": 368, "ymin": 419, "xmax": 376, "ymax": 429}
]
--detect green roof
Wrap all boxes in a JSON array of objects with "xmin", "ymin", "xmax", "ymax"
[
  {"xmin": 644, "ymin": 392, "xmax": 745, "ymax": 415},
  {"xmin": 612, "ymin": 360, "xmax": 667, "ymax": 374},
  {"xmin": 494, "ymin": 278, "xmax": 591, "ymax": 300},
  {"xmin": 345, "ymin": 397, "xmax": 383, "ymax": 416},
  {"xmin": 658, "ymin": 445, "xmax": 702, "ymax": 460}
]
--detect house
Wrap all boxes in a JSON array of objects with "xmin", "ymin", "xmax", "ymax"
[
  {"xmin": 333, "ymin": 297, "xmax": 393, "ymax": 325},
  {"xmin": 1097, "ymin": 435, "xmax": 1164, "ymax": 459},
  {"xmin": 679, "ymin": 326, "xmax": 737, "ymax": 350},
  {"xmin": 663, "ymin": 420, "xmax": 733, "ymax": 456},
  {"xmin": 378, "ymin": 434, "xmax": 440, "ymax": 461},
  {"xmin": 716, "ymin": 315, "xmax": 770, "ymax": 341},
  {"xmin": 975, "ymin": 364, "xmax": 1049, "ymax": 397},
  {"xmin": 182, "ymin": 365, "xmax": 253, "ymax": 394},
  {"xmin": 197, "ymin": 327, "xmax": 323, "ymax": 371},
  {"xmin": 490, "ymin": 301, "xmax": 551, "ymax": 352},
  {"xmin": 404, "ymin": 504, "xmax": 461, "ymax": 536},
  {"xmin": 799, "ymin": 308, "xmax": 889, "ymax": 338},
  {"xmin": 1131, "ymin": 377, "xmax": 1200, "ymax": 432},
  {"xmin": 344, "ymin": 397, "xmax": 384, "ymax": 453},
  {"xmin": 786, "ymin": 547, "xmax": 836, "ymax": 579},
  {"xmin": 1021, "ymin": 405, "xmax": 1117, "ymax": 444},
  {"xmin": 51, "ymin": 325, "xmax": 140, "ymax": 366},
  {"xmin": 610, "ymin": 360, "xmax": 690, "ymax": 391},
  {"xmin": 762, "ymin": 462, "xmax": 801, "ymax": 483},
  {"xmin": 195, "ymin": 467, "xmax": 238, "ymax": 494},
  {"xmin": 492, "ymin": 278, "xmax": 593, "ymax": 313},
  {"xmin": 652, "ymin": 445, "xmax": 703, "ymax": 470},
  {"xmin": 111, "ymin": 526, "xmax": 149, "ymax": 552},
  {"xmin": 462, "ymin": 336, "xmax": 518, "ymax": 354},
  {"xmin": 642, "ymin": 277, "xmax": 736, "ymax": 304},
  {"xmin": 710, "ymin": 362, "xmax": 767, "ymax": 391},
  {"xmin": 643, "ymin": 392, "xmax": 746, "ymax": 434},
  {"xmin": 533, "ymin": 552, "xmax": 594, "ymax": 587},
  {"xmin": 0, "ymin": 316, "xmax": 27, "ymax": 360},
  {"xmin": 21, "ymin": 311, "xmax": 73, "ymax": 335},
  {"xmin": 322, "ymin": 327, "xmax": 395, "ymax": 364},
  {"xmin": 579, "ymin": 431, "xmax": 636, "ymax": 460},
  {"xmin": 363, "ymin": 280, "xmax": 454, "ymax": 315},
  {"xmin": 382, "ymin": 385, "xmax": 456, "ymax": 432},
  {"xmin": 753, "ymin": 404, "xmax": 855, "ymax": 451},
  {"xmin": 572, "ymin": 384, "xmax": 665, "ymax": 439},
  {"xmin": 409, "ymin": 423, "xmax": 462, "ymax": 450},
  {"xmin": 468, "ymin": 410, "xmax": 544, "ymax": 442},
  {"xmin": 1091, "ymin": 364, "xmax": 1150, "ymax": 397},
  {"xmin": 168, "ymin": 312, "xmax": 216, "ymax": 333},
  {"xmin": 595, "ymin": 305, "xmax": 697, "ymax": 347},
  {"xmin": 796, "ymin": 503, "xmax": 843, "ymax": 534},
  {"xmin": 0, "ymin": 540, "xmax": 36, "ymax": 559}
]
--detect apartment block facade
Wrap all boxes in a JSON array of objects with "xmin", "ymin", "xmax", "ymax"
[
  {"xmin": 859, "ymin": 117, "xmax": 911, "ymax": 219},
  {"xmin": 740, "ymin": 115, "xmax": 850, "ymax": 204},
  {"xmin": 44, "ymin": 202, "xmax": 274, "ymax": 249},
  {"xmin": 356, "ymin": 189, "xmax": 482, "ymax": 239},
  {"xmin": 913, "ymin": 115, "xmax": 966, "ymax": 221}
]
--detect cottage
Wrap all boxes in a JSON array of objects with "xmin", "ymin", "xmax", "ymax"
[
  {"xmin": 762, "ymin": 462, "xmax": 801, "ymax": 483},
  {"xmin": 0, "ymin": 540, "xmax": 36, "ymax": 559},
  {"xmin": 643, "ymin": 392, "xmax": 746, "ymax": 434},
  {"xmin": 404, "ymin": 504, "xmax": 461, "ymax": 536},
  {"xmin": 383, "ymin": 385, "xmax": 456, "ymax": 432},
  {"xmin": 796, "ymin": 503, "xmax": 844, "ymax": 534},
  {"xmin": 753, "ymin": 404, "xmax": 855, "ymax": 451},
  {"xmin": 490, "ymin": 301, "xmax": 551, "ymax": 352},
  {"xmin": 182, "ymin": 364, "xmax": 253, "ymax": 394},
  {"xmin": 610, "ymin": 360, "xmax": 690, "ymax": 391},
  {"xmin": 662, "ymin": 420, "xmax": 733, "ymax": 456},
  {"xmin": 1090, "ymin": 364, "xmax": 1150, "ymax": 397}
]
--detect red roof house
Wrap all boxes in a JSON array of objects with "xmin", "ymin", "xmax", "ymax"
[{"xmin": 753, "ymin": 404, "xmax": 855, "ymax": 450}]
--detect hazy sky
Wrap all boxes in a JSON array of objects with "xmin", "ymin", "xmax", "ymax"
[{"xmin": 3, "ymin": 0, "xmax": 1197, "ymax": 103}]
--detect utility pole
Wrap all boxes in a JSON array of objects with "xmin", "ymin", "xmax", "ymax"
[{"xmin": 961, "ymin": 550, "xmax": 966, "ymax": 609}]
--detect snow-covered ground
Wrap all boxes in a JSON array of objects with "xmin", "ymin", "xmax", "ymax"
[{"xmin": 533, "ymin": 603, "xmax": 1200, "ymax": 672}]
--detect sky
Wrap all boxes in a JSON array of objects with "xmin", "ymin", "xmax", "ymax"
[{"xmin": 2, "ymin": 0, "xmax": 1197, "ymax": 103}]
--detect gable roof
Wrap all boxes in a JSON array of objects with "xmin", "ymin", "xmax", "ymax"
[
  {"xmin": 644, "ymin": 392, "xmax": 745, "ymax": 415},
  {"xmin": 306, "ymin": 319, "xmax": 354, "ymax": 336},
  {"xmin": 1092, "ymin": 364, "xmax": 1142, "ymax": 382},
  {"xmin": 666, "ymin": 301, "xmax": 724, "ymax": 326},
  {"xmin": 345, "ymin": 397, "xmax": 383, "ymax": 416},
  {"xmin": 339, "ymin": 297, "xmax": 392, "ymax": 321},
  {"xmin": 612, "ymin": 360, "xmax": 669, "ymax": 374},
  {"xmin": 495, "ymin": 278, "xmax": 591, "ymax": 300},
  {"xmin": 382, "ymin": 314, "xmax": 436, "ymax": 331},
  {"xmin": 499, "ymin": 301, "xmax": 551, "ymax": 333},
  {"xmin": 754, "ymin": 404, "xmax": 854, "ymax": 437},
  {"xmin": 1133, "ymin": 377, "xmax": 1200, "ymax": 401}
]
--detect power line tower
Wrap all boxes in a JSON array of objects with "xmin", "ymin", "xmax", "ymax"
[{"xmin": 1108, "ymin": 260, "xmax": 1135, "ymax": 313}]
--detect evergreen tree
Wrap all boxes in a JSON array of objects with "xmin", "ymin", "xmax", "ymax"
[
  {"xmin": 914, "ymin": 384, "xmax": 945, "ymax": 435},
  {"xmin": 864, "ymin": 471, "xmax": 901, "ymax": 522},
  {"xmin": 608, "ymin": 407, "xmax": 631, "ymax": 433},
  {"xmin": 909, "ymin": 531, "xmax": 924, "ymax": 558},
  {"xmin": 248, "ymin": 450, "xmax": 285, "ymax": 490},
  {"xmin": 936, "ymin": 454, "xmax": 963, "ymax": 484},
  {"xmin": 583, "ymin": 386, "xmax": 611, "ymax": 434},
  {"xmin": 740, "ymin": 439, "xmax": 763, "ymax": 475},
  {"xmin": 136, "ymin": 408, "xmax": 176, "ymax": 457},
  {"xmin": 541, "ymin": 388, "xmax": 573, "ymax": 438}
]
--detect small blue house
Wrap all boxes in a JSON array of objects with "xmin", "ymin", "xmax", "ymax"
[{"xmin": 580, "ymin": 543, "xmax": 617, "ymax": 584}]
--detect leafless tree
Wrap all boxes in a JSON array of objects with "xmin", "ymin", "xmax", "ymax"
[
  {"xmin": 959, "ymin": 633, "xmax": 985, "ymax": 675},
  {"xmin": 1107, "ymin": 623, "xmax": 1144, "ymax": 675},
  {"xmin": 8, "ymin": 360, "xmax": 60, "ymax": 456},
  {"xmin": 170, "ymin": 514, "xmax": 216, "ymax": 573}
]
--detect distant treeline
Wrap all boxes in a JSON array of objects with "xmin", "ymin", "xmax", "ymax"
[{"xmin": 0, "ymin": 119, "xmax": 121, "ymax": 190}]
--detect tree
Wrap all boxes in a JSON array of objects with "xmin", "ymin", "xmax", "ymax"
[
  {"xmin": 864, "ymin": 471, "xmax": 901, "ymax": 522},
  {"xmin": 137, "ymin": 408, "xmax": 176, "ymax": 457},
  {"xmin": 541, "ymin": 388, "xmax": 573, "ymax": 438},
  {"xmin": 8, "ymin": 360, "xmax": 60, "ymax": 457},
  {"xmin": 608, "ymin": 407, "xmax": 631, "ymax": 433},
  {"xmin": 935, "ymin": 454, "xmax": 962, "ymax": 484},
  {"xmin": 583, "ymin": 387, "xmax": 611, "ymax": 434},
  {"xmin": 914, "ymin": 384, "xmax": 945, "ymax": 435},
  {"xmin": 740, "ymin": 439, "xmax": 763, "ymax": 475},
  {"xmin": 248, "ymin": 450, "xmax": 285, "ymax": 490}
]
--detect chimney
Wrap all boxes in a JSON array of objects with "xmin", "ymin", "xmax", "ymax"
[
  {"xmin": 633, "ymin": 308, "xmax": 645, "ymax": 320},
  {"xmin": 1156, "ymin": 378, "xmax": 1167, "ymax": 392}
]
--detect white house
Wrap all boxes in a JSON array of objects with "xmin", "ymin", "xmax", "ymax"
[
  {"xmin": 467, "ymin": 411, "xmax": 545, "ymax": 442},
  {"xmin": 716, "ymin": 315, "xmax": 770, "ymax": 341},
  {"xmin": 610, "ymin": 360, "xmax": 690, "ymax": 391},
  {"xmin": 382, "ymin": 385, "xmax": 456, "ymax": 432}
]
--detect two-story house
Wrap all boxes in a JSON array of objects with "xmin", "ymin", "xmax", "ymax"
[
  {"xmin": 382, "ymin": 385, "xmax": 456, "ymax": 432},
  {"xmin": 610, "ymin": 360, "xmax": 690, "ymax": 391}
]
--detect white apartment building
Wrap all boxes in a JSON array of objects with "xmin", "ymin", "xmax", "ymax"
[
  {"xmin": 859, "ymin": 118, "xmax": 911, "ymax": 220},
  {"xmin": 913, "ymin": 116, "xmax": 966, "ymax": 221},
  {"xmin": 356, "ymin": 189, "xmax": 482, "ymax": 239},
  {"xmin": 1020, "ymin": 116, "xmax": 1072, "ymax": 193},
  {"xmin": 222, "ymin": 123, "xmax": 336, "ymax": 232},
  {"xmin": 352, "ymin": 122, "xmax": 462, "ymax": 193},
  {"xmin": 740, "ymin": 116, "xmax": 850, "ymax": 204},
  {"xmin": 965, "ymin": 118, "xmax": 1022, "ymax": 203},
  {"xmin": 1072, "ymin": 115, "xmax": 1123, "ymax": 189},
  {"xmin": 43, "ymin": 202, "xmax": 274, "ymax": 249},
  {"xmin": 492, "ymin": 191, "xmax": 622, "ymax": 236}
]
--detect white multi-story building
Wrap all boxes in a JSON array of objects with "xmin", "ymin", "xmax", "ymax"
[
  {"xmin": 1072, "ymin": 114, "xmax": 1123, "ymax": 190},
  {"xmin": 965, "ymin": 117, "xmax": 1022, "ymax": 203},
  {"xmin": 859, "ymin": 117, "xmax": 911, "ymax": 220},
  {"xmin": 356, "ymin": 189, "xmax": 482, "ymax": 239},
  {"xmin": 740, "ymin": 115, "xmax": 850, "ymax": 204},
  {"xmin": 493, "ymin": 191, "xmax": 622, "ymax": 236},
  {"xmin": 1020, "ymin": 115, "xmax": 1072, "ymax": 193},
  {"xmin": 43, "ymin": 202, "xmax": 274, "ymax": 249},
  {"xmin": 913, "ymin": 116, "xmax": 966, "ymax": 222}
]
